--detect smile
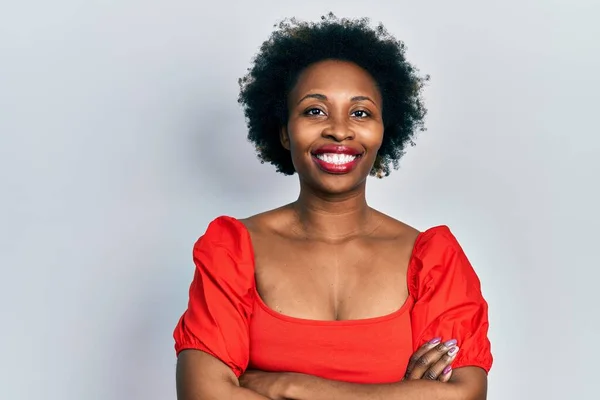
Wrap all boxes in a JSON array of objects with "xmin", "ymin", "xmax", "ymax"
[
  {"xmin": 314, "ymin": 153, "xmax": 358, "ymax": 165},
  {"xmin": 311, "ymin": 145, "xmax": 363, "ymax": 174}
]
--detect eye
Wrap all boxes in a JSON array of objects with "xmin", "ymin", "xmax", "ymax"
[
  {"xmin": 304, "ymin": 108, "xmax": 326, "ymax": 117},
  {"xmin": 352, "ymin": 110, "xmax": 370, "ymax": 118}
]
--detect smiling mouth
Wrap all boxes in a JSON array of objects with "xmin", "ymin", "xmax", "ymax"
[
  {"xmin": 314, "ymin": 153, "xmax": 360, "ymax": 165},
  {"xmin": 311, "ymin": 151, "xmax": 363, "ymax": 174}
]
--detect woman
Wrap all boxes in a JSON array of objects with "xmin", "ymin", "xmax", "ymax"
[{"xmin": 174, "ymin": 14, "xmax": 492, "ymax": 400}]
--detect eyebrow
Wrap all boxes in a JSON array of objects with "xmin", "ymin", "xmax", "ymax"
[{"xmin": 296, "ymin": 93, "xmax": 377, "ymax": 106}]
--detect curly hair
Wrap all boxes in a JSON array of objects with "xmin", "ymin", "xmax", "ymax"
[{"xmin": 238, "ymin": 13, "xmax": 428, "ymax": 177}]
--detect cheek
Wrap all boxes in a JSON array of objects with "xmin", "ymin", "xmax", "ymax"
[
  {"xmin": 284, "ymin": 123, "xmax": 312, "ymax": 171},
  {"xmin": 362, "ymin": 126, "xmax": 385, "ymax": 154},
  {"xmin": 286, "ymin": 120, "xmax": 317, "ymax": 152}
]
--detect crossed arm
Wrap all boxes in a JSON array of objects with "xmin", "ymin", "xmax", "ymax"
[
  {"xmin": 258, "ymin": 368, "xmax": 486, "ymax": 400},
  {"xmin": 176, "ymin": 351, "xmax": 270, "ymax": 400},
  {"xmin": 176, "ymin": 347, "xmax": 487, "ymax": 400},
  {"xmin": 176, "ymin": 223, "xmax": 490, "ymax": 399}
]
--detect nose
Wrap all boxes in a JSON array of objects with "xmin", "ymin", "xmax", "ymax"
[{"xmin": 321, "ymin": 116, "xmax": 355, "ymax": 142}]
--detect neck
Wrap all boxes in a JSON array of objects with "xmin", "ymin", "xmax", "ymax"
[{"xmin": 291, "ymin": 182, "xmax": 377, "ymax": 241}]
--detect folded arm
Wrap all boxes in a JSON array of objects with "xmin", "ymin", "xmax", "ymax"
[
  {"xmin": 176, "ymin": 350, "xmax": 269, "ymax": 400},
  {"xmin": 284, "ymin": 367, "xmax": 487, "ymax": 400}
]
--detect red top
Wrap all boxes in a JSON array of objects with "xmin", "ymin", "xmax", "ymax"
[{"xmin": 173, "ymin": 216, "xmax": 493, "ymax": 383}]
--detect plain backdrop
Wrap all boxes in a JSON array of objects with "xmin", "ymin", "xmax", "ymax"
[{"xmin": 1, "ymin": 0, "xmax": 599, "ymax": 399}]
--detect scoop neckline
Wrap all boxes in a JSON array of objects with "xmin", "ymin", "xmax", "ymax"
[{"xmin": 221, "ymin": 215, "xmax": 444, "ymax": 326}]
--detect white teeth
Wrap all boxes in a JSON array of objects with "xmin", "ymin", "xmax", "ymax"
[{"xmin": 315, "ymin": 153, "xmax": 357, "ymax": 164}]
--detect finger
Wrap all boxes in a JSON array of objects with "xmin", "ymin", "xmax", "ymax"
[
  {"xmin": 406, "ymin": 339, "xmax": 457, "ymax": 380},
  {"xmin": 405, "ymin": 338, "xmax": 447, "ymax": 379},
  {"xmin": 405, "ymin": 337, "xmax": 442, "ymax": 378},
  {"xmin": 438, "ymin": 365, "xmax": 453, "ymax": 383},
  {"xmin": 423, "ymin": 346, "xmax": 459, "ymax": 381}
]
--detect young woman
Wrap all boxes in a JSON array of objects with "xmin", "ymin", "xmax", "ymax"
[{"xmin": 174, "ymin": 14, "xmax": 492, "ymax": 400}]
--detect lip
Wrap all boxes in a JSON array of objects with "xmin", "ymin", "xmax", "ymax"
[{"xmin": 311, "ymin": 145, "xmax": 364, "ymax": 174}]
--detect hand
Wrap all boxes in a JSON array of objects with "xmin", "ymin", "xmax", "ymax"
[
  {"xmin": 404, "ymin": 337, "xmax": 460, "ymax": 383},
  {"xmin": 239, "ymin": 369, "xmax": 293, "ymax": 400}
]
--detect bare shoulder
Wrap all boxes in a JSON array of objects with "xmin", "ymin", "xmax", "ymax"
[
  {"xmin": 370, "ymin": 209, "xmax": 420, "ymax": 244},
  {"xmin": 237, "ymin": 205, "xmax": 295, "ymax": 236}
]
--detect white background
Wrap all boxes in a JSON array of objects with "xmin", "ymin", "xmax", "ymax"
[{"xmin": 1, "ymin": 0, "xmax": 598, "ymax": 399}]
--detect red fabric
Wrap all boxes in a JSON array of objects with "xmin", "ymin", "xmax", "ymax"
[{"xmin": 174, "ymin": 216, "xmax": 493, "ymax": 383}]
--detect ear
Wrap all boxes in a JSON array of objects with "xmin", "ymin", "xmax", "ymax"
[{"xmin": 280, "ymin": 125, "xmax": 290, "ymax": 150}]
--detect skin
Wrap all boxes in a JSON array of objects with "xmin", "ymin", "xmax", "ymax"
[{"xmin": 176, "ymin": 60, "xmax": 488, "ymax": 400}]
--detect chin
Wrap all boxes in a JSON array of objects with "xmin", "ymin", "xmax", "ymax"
[
  {"xmin": 294, "ymin": 156, "xmax": 373, "ymax": 195},
  {"xmin": 304, "ymin": 171, "xmax": 368, "ymax": 195}
]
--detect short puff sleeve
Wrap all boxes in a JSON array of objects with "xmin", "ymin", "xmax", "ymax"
[
  {"xmin": 409, "ymin": 226, "xmax": 493, "ymax": 373},
  {"xmin": 173, "ymin": 216, "xmax": 255, "ymax": 377}
]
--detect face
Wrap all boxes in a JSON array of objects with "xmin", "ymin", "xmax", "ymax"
[{"xmin": 281, "ymin": 59, "xmax": 384, "ymax": 194}]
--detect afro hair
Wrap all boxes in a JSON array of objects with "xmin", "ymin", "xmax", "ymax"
[{"xmin": 238, "ymin": 13, "xmax": 429, "ymax": 177}]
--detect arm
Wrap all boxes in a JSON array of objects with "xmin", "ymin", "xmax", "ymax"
[
  {"xmin": 284, "ymin": 367, "xmax": 487, "ymax": 400},
  {"xmin": 173, "ymin": 218, "xmax": 263, "ymax": 399},
  {"xmin": 177, "ymin": 350, "xmax": 270, "ymax": 400}
]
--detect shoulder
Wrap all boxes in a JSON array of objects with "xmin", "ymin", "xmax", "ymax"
[
  {"xmin": 197, "ymin": 206, "xmax": 294, "ymax": 257},
  {"xmin": 237, "ymin": 205, "xmax": 296, "ymax": 237},
  {"xmin": 200, "ymin": 209, "xmax": 291, "ymax": 238},
  {"xmin": 409, "ymin": 225, "xmax": 482, "ymax": 296},
  {"xmin": 198, "ymin": 215, "xmax": 247, "ymax": 243},
  {"xmin": 370, "ymin": 210, "xmax": 420, "ymax": 242},
  {"xmin": 413, "ymin": 225, "xmax": 467, "ymax": 261},
  {"xmin": 372, "ymin": 211, "xmax": 463, "ymax": 260},
  {"xmin": 192, "ymin": 216, "xmax": 255, "ymax": 275},
  {"xmin": 193, "ymin": 216, "xmax": 256, "ymax": 260},
  {"xmin": 416, "ymin": 225, "xmax": 459, "ymax": 248}
]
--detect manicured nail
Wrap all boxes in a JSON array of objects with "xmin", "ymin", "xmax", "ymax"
[
  {"xmin": 448, "ymin": 346, "xmax": 460, "ymax": 356},
  {"xmin": 444, "ymin": 339, "xmax": 457, "ymax": 347},
  {"xmin": 429, "ymin": 337, "xmax": 442, "ymax": 345},
  {"xmin": 443, "ymin": 365, "xmax": 452, "ymax": 375}
]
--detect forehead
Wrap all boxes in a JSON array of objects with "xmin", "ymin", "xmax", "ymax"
[{"xmin": 289, "ymin": 60, "xmax": 382, "ymax": 103}]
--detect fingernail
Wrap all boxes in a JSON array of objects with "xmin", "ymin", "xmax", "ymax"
[
  {"xmin": 444, "ymin": 339, "xmax": 457, "ymax": 347},
  {"xmin": 429, "ymin": 337, "xmax": 442, "ymax": 345},
  {"xmin": 448, "ymin": 346, "xmax": 460, "ymax": 356},
  {"xmin": 443, "ymin": 365, "xmax": 452, "ymax": 375}
]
